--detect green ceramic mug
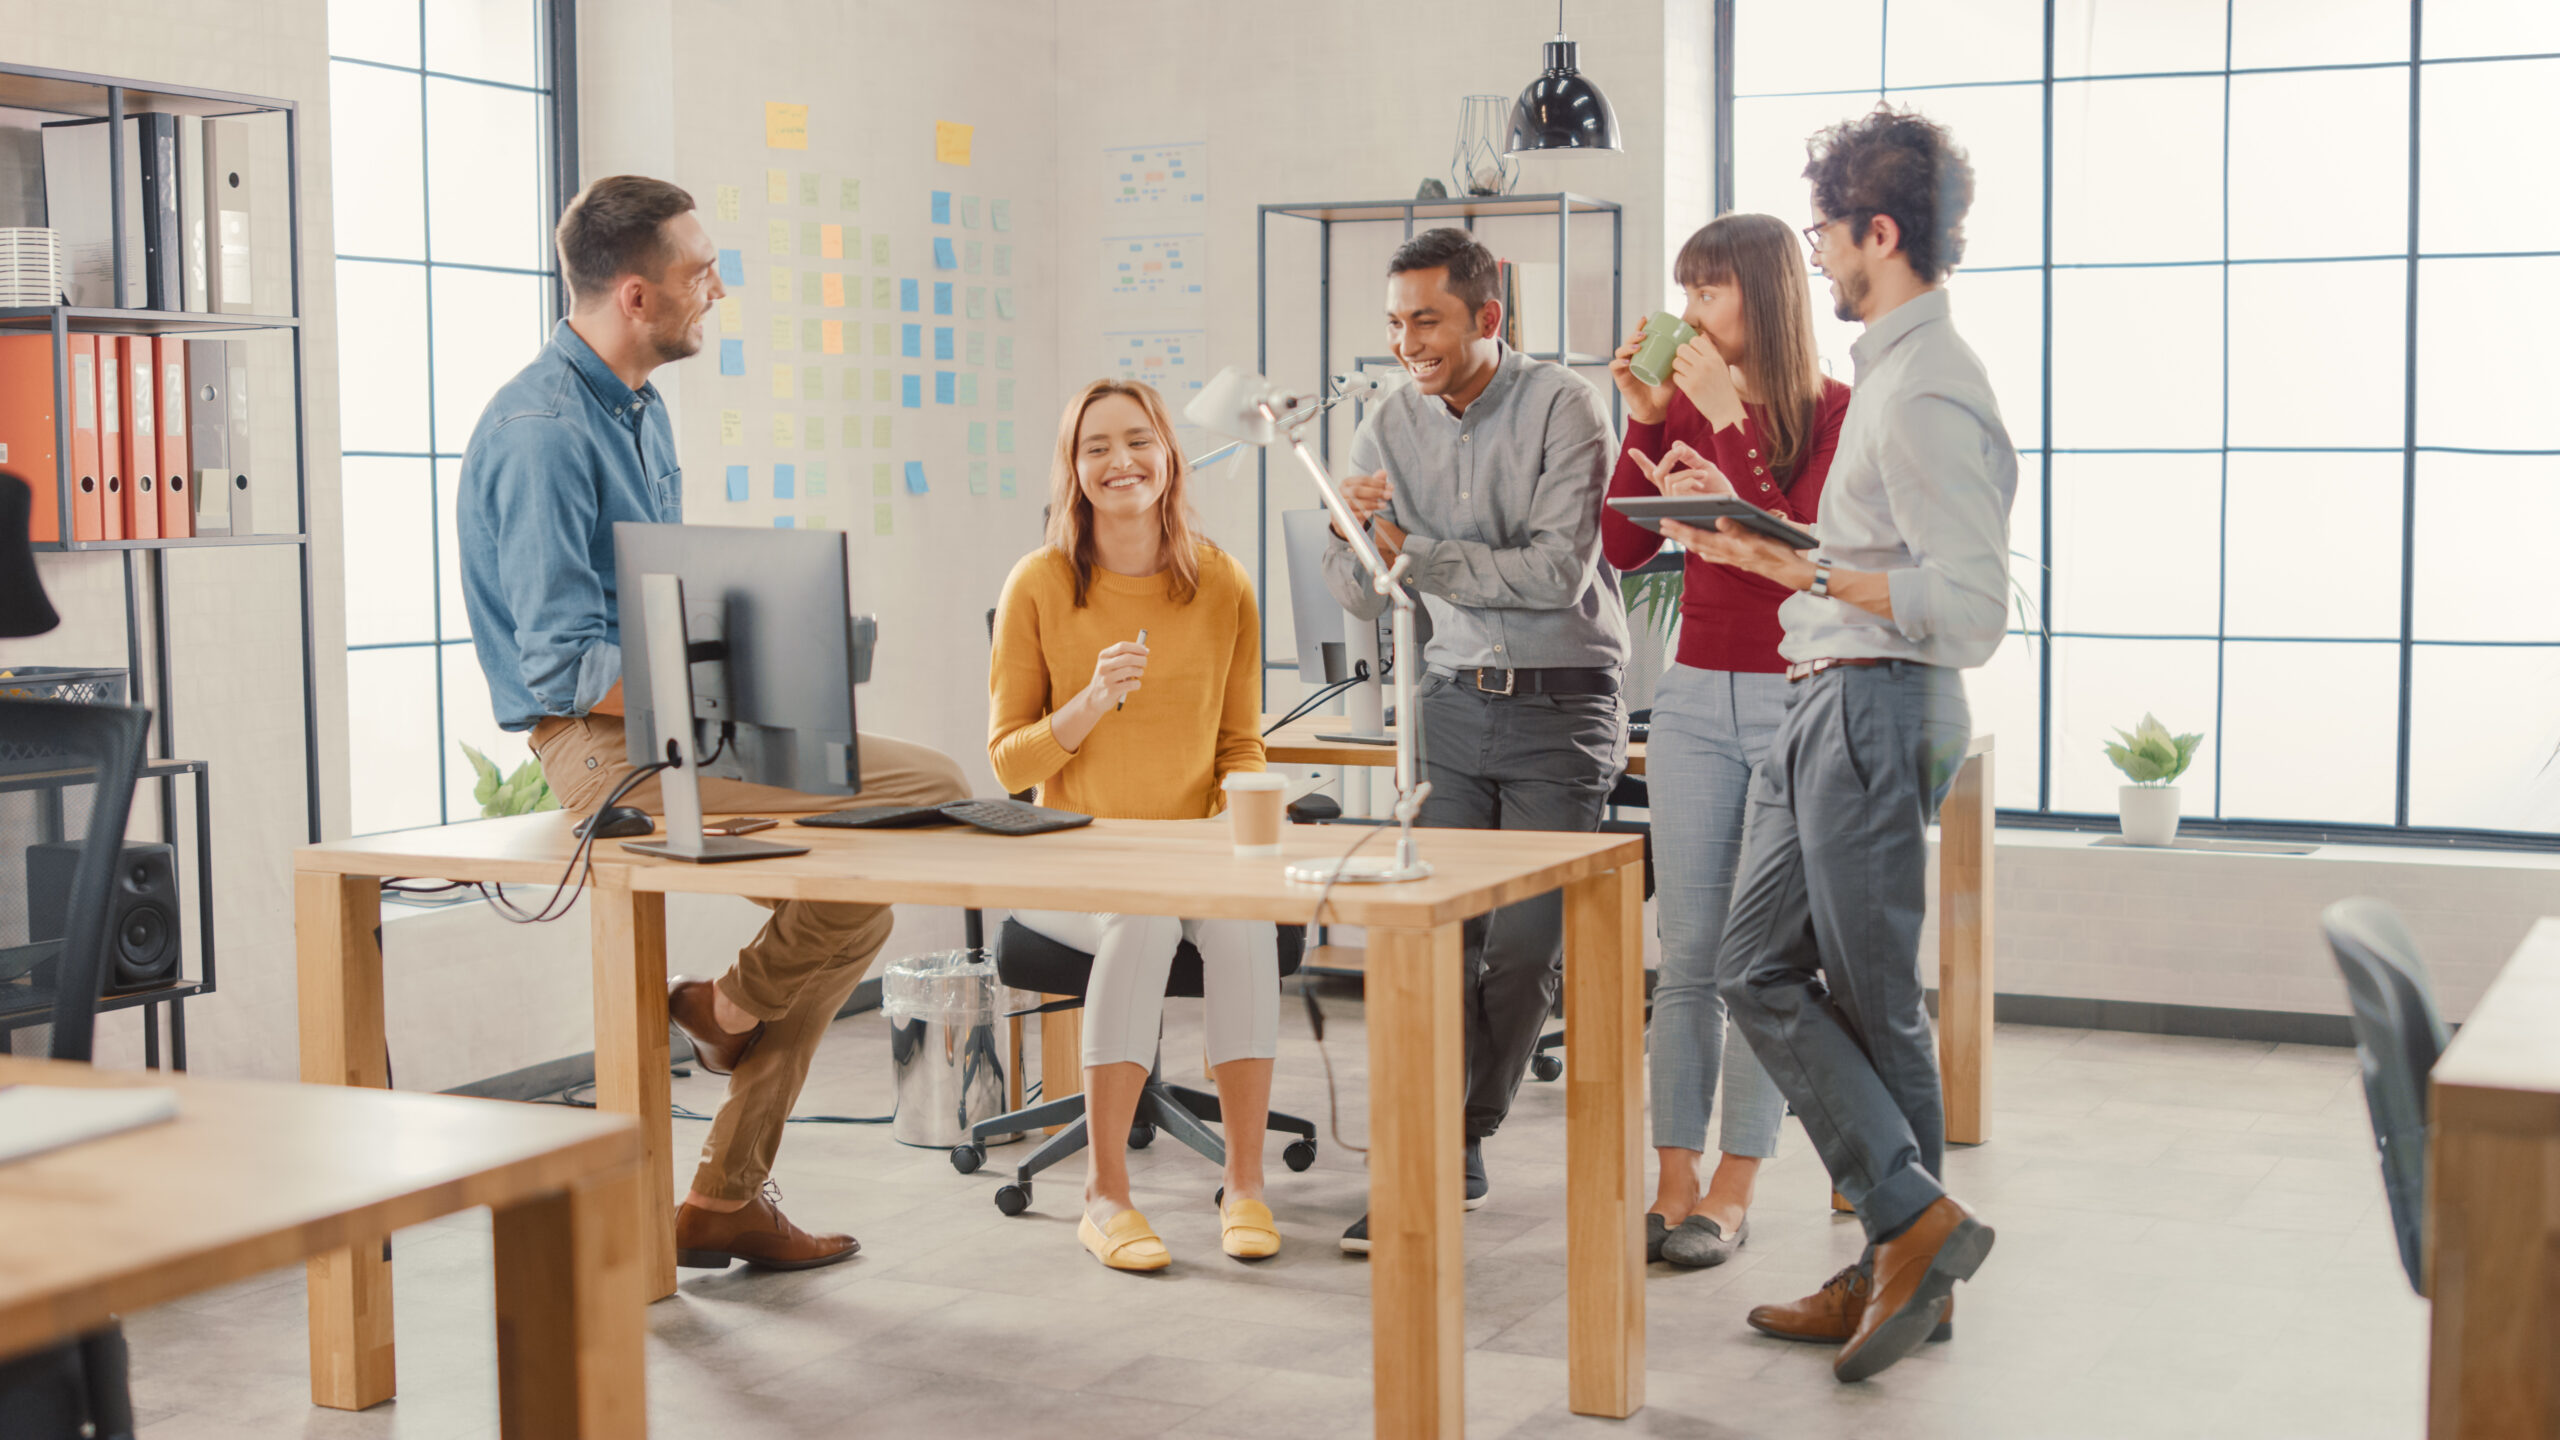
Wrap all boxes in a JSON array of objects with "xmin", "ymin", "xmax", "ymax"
[{"xmin": 1629, "ymin": 311, "xmax": 1697, "ymax": 388}]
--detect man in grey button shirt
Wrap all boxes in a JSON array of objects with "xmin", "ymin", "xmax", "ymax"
[
  {"xmin": 1321, "ymin": 228, "xmax": 1625, "ymax": 1250},
  {"xmin": 1660, "ymin": 109, "xmax": 2014, "ymax": 1381}
]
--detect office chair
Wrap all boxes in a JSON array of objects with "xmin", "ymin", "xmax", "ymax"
[
  {"xmin": 951, "ymin": 918, "xmax": 1321, "ymax": 1215},
  {"xmin": 0, "ymin": 695, "xmax": 153, "ymax": 1440},
  {"xmin": 2322, "ymin": 897, "xmax": 2446, "ymax": 1296},
  {"xmin": 1529, "ymin": 710, "xmax": 1658, "ymax": 1082}
]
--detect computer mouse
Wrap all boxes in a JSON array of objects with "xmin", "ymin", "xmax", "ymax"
[{"xmin": 579, "ymin": 806, "xmax": 655, "ymax": 840}]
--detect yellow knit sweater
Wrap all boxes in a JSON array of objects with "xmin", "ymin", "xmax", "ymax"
[{"xmin": 987, "ymin": 544, "xmax": 1265, "ymax": 819}]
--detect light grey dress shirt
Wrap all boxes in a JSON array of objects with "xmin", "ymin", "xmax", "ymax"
[
  {"xmin": 1322, "ymin": 344, "xmax": 1626, "ymax": 672},
  {"xmin": 1780, "ymin": 289, "xmax": 2018, "ymax": 668}
]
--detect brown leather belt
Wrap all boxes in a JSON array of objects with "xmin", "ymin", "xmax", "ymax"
[{"xmin": 1785, "ymin": 657, "xmax": 1893, "ymax": 684}]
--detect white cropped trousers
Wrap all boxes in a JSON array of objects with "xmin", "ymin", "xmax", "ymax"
[{"xmin": 1010, "ymin": 910, "xmax": 1281, "ymax": 1070}]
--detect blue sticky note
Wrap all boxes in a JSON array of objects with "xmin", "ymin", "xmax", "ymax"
[
  {"xmin": 931, "ymin": 190, "xmax": 951, "ymax": 225},
  {"xmin": 725, "ymin": 464, "xmax": 749, "ymax": 502},
  {"xmin": 773, "ymin": 516, "xmax": 796, "ymax": 528},
  {"xmin": 902, "ymin": 373, "xmax": 922, "ymax": 408},
  {"xmin": 934, "ymin": 326, "xmax": 954, "ymax": 361},
  {"xmin": 905, "ymin": 460, "xmax": 929, "ymax": 494},
  {"xmin": 717, "ymin": 248, "xmax": 743, "ymax": 285},
  {"xmin": 901, "ymin": 323, "xmax": 921, "ymax": 358},
  {"xmin": 719, "ymin": 339, "xmax": 744, "ymax": 375},
  {"xmin": 934, "ymin": 282, "xmax": 953, "ymax": 315},
  {"xmin": 774, "ymin": 463, "xmax": 795, "ymax": 500},
  {"xmin": 936, "ymin": 371, "xmax": 956, "ymax": 404},
  {"xmin": 933, "ymin": 236, "xmax": 957, "ymax": 270},
  {"xmin": 900, "ymin": 278, "xmax": 919, "ymax": 312}
]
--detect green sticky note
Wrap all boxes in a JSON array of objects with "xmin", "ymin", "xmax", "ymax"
[
  {"xmin": 771, "ymin": 315, "xmax": 794, "ymax": 351},
  {"xmin": 992, "ymin": 198, "xmax": 1011, "ymax": 232},
  {"xmin": 968, "ymin": 421, "xmax": 987, "ymax": 455},
  {"xmin": 801, "ymin": 220, "xmax": 823, "ymax": 255},
  {"xmin": 993, "ymin": 243, "xmax": 1011, "ymax": 277},
  {"xmin": 872, "ymin": 234, "xmax": 890, "ymax": 266},
  {"xmin": 873, "ymin": 369, "xmax": 892, "ymax": 403},
  {"xmin": 874, "ymin": 463, "xmax": 893, "ymax": 497},
  {"xmin": 872, "ymin": 321, "xmax": 892, "ymax": 357},
  {"xmin": 873, "ymin": 415, "xmax": 892, "ymax": 448},
  {"xmin": 996, "ymin": 335, "xmax": 1013, "ymax": 369},
  {"xmin": 995, "ymin": 288, "xmax": 1014, "ymax": 321},
  {"xmin": 801, "ymin": 271, "xmax": 823, "ymax": 306},
  {"xmin": 801, "ymin": 323, "xmax": 822, "ymax": 358},
  {"xmin": 966, "ymin": 286, "xmax": 986, "ymax": 320},
  {"xmin": 969, "ymin": 460, "xmax": 988, "ymax": 494},
  {"xmin": 959, "ymin": 372, "xmax": 979, "ymax": 406},
  {"xmin": 805, "ymin": 414, "xmax": 825, "ymax": 450},
  {"xmin": 965, "ymin": 331, "xmax": 985, "ymax": 366},
  {"xmin": 997, "ymin": 378, "xmax": 1015, "ymax": 410},
  {"xmin": 874, "ymin": 502, "xmax": 893, "ymax": 535},
  {"xmin": 800, "ymin": 172, "xmax": 820, "ymax": 206},
  {"xmin": 841, "ymin": 178, "xmax": 860, "ymax": 211},
  {"xmin": 996, "ymin": 420, "xmax": 1014, "ymax": 454},
  {"xmin": 964, "ymin": 239, "xmax": 982, "ymax": 274},
  {"xmin": 873, "ymin": 276, "xmax": 893, "ymax": 309},
  {"xmin": 807, "ymin": 462, "xmax": 827, "ymax": 496},
  {"xmin": 961, "ymin": 195, "xmax": 981, "ymax": 229}
]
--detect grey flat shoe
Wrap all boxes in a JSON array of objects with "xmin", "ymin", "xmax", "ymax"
[
  {"xmin": 1646, "ymin": 1212, "xmax": 1670, "ymax": 1263},
  {"xmin": 1663, "ymin": 1213, "xmax": 1748, "ymax": 1269}
]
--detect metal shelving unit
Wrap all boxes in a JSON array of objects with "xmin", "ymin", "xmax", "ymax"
[
  {"xmin": 0, "ymin": 61, "xmax": 320, "ymax": 1067},
  {"xmin": 1253, "ymin": 192, "xmax": 1624, "ymax": 683}
]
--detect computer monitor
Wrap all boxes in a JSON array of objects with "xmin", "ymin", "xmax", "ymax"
[
  {"xmin": 612, "ymin": 523, "xmax": 873, "ymax": 860},
  {"xmin": 1281, "ymin": 508, "xmax": 1357, "ymax": 686}
]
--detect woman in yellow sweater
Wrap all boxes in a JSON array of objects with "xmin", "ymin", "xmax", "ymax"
[{"xmin": 988, "ymin": 377, "xmax": 1281, "ymax": 1272}]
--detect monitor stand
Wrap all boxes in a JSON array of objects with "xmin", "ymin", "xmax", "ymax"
[{"xmin": 616, "ymin": 572, "xmax": 809, "ymax": 865}]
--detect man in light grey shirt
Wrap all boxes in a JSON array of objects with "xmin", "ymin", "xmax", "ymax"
[
  {"xmin": 1660, "ymin": 108, "xmax": 2014, "ymax": 1382},
  {"xmin": 1322, "ymin": 227, "xmax": 1624, "ymax": 1249}
]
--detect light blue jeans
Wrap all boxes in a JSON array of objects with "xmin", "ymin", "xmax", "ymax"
[{"xmin": 1647, "ymin": 663, "xmax": 1791, "ymax": 1158}]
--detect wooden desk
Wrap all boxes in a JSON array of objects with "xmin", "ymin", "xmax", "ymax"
[
  {"xmin": 1265, "ymin": 719, "xmax": 2000, "ymax": 1146},
  {"xmin": 298, "ymin": 813, "xmax": 1648, "ymax": 1437},
  {"xmin": 2426, "ymin": 917, "xmax": 2560, "ymax": 1439},
  {"xmin": 0, "ymin": 1056, "xmax": 643, "ymax": 1437}
]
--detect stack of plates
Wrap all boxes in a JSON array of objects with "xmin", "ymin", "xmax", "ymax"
[{"xmin": 0, "ymin": 229, "xmax": 64, "ymax": 306}]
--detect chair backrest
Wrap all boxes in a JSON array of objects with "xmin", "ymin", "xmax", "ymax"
[
  {"xmin": 2320, "ymin": 896, "xmax": 2447, "ymax": 1295},
  {"xmin": 0, "ymin": 698, "xmax": 151, "ymax": 1062}
]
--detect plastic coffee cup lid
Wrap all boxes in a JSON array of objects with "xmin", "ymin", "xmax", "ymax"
[{"xmin": 1222, "ymin": 772, "xmax": 1287, "ymax": 791}]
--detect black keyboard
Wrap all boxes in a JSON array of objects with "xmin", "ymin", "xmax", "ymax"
[
  {"xmin": 796, "ymin": 799, "xmax": 1093, "ymax": 837},
  {"xmin": 797, "ymin": 804, "xmax": 956, "ymax": 831}
]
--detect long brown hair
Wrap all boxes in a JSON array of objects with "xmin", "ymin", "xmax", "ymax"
[
  {"xmin": 1045, "ymin": 377, "xmax": 1206, "ymax": 607},
  {"xmin": 1672, "ymin": 212, "xmax": 1827, "ymax": 481}
]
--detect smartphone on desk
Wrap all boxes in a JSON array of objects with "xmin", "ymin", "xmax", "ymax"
[{"xmin": 703, "ymin": 816, "xmax": 779, "ymax": 836}]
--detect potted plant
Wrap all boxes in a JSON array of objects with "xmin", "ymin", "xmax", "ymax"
[
  {"xmin": 460, "ymin": 741, "xmax": 558, "ymax": 819},
  {"xmin": 2103, "ymin": 714, "xmax": 2202, "ymax": 846}
]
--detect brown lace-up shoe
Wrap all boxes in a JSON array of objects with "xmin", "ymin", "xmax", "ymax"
[
  {"xmin": 674, "ymin": 1184, "xmax": 859, "ymax": 1271},
  {"xmin": 1836, "ymin": 1196, "xmax": 1994, "ymax": 1382},
  {"xmin": 669, "ymin": 976, "xmax": 764, "ymax": 1076},
  {"xmin": 1747, "ymin": 1263, "xmax": 1955, "ymax": 1345}
]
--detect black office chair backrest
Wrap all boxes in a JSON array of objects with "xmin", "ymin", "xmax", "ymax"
[
  {"xmin": 0, "ymin": 698, "xmax": 151, "ymax": 1063},
  {"xmin": 2320, "ymin": 897, "xmax": 2446, "ymax": 1295},
  {"xmin": 995, "ymin": 916, "xmax": 1304, "ymax": 999}
]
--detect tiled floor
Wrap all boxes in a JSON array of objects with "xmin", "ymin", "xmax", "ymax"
[{"xmin": 121, "ymin": 993, "xmax": 2426, "ymax": 1438}]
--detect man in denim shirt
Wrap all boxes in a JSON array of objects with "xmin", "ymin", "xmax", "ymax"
[{"xmin": 459, "ymin": 176, "xmax": 966, "ymax": 1272}]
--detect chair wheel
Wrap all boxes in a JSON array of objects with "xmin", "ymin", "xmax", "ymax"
[
  {"xmin": 994, "ymin": 1184, "xmax": 1031, "ymax": 1216},
  {"xmin": 1128, "ymin": 1121, "xmax": 1155, "ymax": 1149},
  {"xmin": 1283, "ymin": 1139, "xmax": 1317, "ymax": 1172},
  {"xmin": 1530, "ymin": 1053, "xmax": 1563, "ymax": 1082},
  {"xmin": 950, "ymin": 1144, "xmax": 984, "ymax": 1175}
]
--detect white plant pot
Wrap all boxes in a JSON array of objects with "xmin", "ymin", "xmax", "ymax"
[{"xmin": 2118, "ymin": 785, "xmax": 2182, "ymax": 847}]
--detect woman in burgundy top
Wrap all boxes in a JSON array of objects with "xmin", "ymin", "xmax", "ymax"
[{"xmin": 1601, "ymin": 212, "xmax": 1852, "ymax": 1269}]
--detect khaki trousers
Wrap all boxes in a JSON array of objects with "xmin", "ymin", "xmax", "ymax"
[{"xmin": 530, "ymin": 714, "xmax": 970, "ymax": 1200}]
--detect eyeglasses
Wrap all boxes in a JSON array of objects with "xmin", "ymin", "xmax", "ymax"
[{"xmin": 1801, "ymin": 222, "xmax": 1830, "ymax": 253}]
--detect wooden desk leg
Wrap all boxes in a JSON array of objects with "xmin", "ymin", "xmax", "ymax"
[
  {"xmin": 1366, "ymin": 920, "xmax": 1466, "ymax": 1440},
  {"xmin": 2427, "ymin": 1116, "xmax": 2559, "ymax": 1438},
  {"xmin": 1564, "ymin": 863, "xmax": 1646, "ymax": 1419},
  {"xmin": 296, "ymin": 871, "xmax": 396, "ymax": 1410},
  {"xmin": 590, "ymin": 871, "xmax": 677, "ymax": 1301},
  {"xmin": 1039, "ymin": 1000, "xmax": 1082, "ymax": 1135},
  {"xmin": 493, "ymin": 1161, "xmax": 648, "ymax": 1439},
  {"xmin": 1939, "ymin": 747, "xmax": 1995, "ymax": 1146}
]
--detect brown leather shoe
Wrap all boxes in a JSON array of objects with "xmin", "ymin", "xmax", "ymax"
[
  {"xmin": 1748, "ymin": 1264, "xmax": 1955, "ymax": 1345},
  {"xmin": 669, "ymin": 976, "xmax": 764, "ymax": 1076},
  {"xmin": 674, "ymin": 1185, "xmax": 859, "ymax": 1271},
  {"xmin": 1835, "ymin": 1196, "xmax": 1993, "ymax": 1382}
]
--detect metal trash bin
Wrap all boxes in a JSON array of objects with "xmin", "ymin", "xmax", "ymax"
[{"xmin": 880, "ymin": 950, "xmax": 1024, "ymax": 1150}]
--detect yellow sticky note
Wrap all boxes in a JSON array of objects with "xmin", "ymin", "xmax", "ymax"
[
  {"xmin": 718, "ymin": 296, "xmax": 742, "ymax": 333},
  {"xmin": 766, "ymin": 168, "xmax": 789, "ymax": 204},
  {"xmin": 771, "ymin": 364, "xmax": 795, "ymax": 400},
  {"xmin": 822, "ymin": 320, "xmax": 843, "ymax": 354},
  {"xmin": 771, "ymin": 315, "xmax": 793, "ymax": 351},
  {"xmin": 935, "ymin": 120, "xmax": 973, "ymax": 166},
  {"xmin": 821, "ymin": 223, "xmax": 843, "ymax": 259},
  {"xmin": 822, "ymin": 272, "xmax": 845, "ymax": 308},
  {"xmin": 770, "ymin": 267, "xmax": 791, "ymax": 304},
  {"xmin": 772, "ymin": 414, "xmax": 795, "ymax": 446},
  {"xmin": 873, "ymin": 415, "xmax": 892, "ymax": 448},
  {"xmin": 719, "ymin": 409, "xmax": 743, "ymax": 446},
  {"xmin": 715, "ymin": 184, "xmax": 740, "ymax": 221},
  {"xmin": 766, "ymin": 102, "xmax": 809, "ymax": 151},
  {"xmin": 767, "ymin": 219, "xmax": 790, "ymax": 257},
  {"xmin": 806, "ymin": 415, "xmax": 825, "ymax": 451}
]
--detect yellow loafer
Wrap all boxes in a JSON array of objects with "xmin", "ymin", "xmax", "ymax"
[
  {"xmin": 1220, "ymin": 1196, "xmax": 1281, "ymax": 1261},
  {"xmin": 1079, "ymin": 1208, "xmax": 1171, "ymax": 1272}
]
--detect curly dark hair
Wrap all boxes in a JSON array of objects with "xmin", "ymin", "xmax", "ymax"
[{"xmin": 1802, "ymin": 106, "xmax": 1975, "ymax": 283}]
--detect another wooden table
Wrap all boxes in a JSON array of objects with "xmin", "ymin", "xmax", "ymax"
[
  {"xmin": 0, "ymin": 1055, "xmax": 643, "ymax": 1437},
  {"xmin": 297, "ymin": 813, "xmax": 1649, "ymax": 1438},
  {"xmin": 1265, "ymin": 718, "xmax": 1999, "ymax": 1146},
  {"xmin": 2426, "ymin": 916, "xmax": 2560, "ymax": 1439}
]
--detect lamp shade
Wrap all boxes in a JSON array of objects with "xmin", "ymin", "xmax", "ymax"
[
  {"xmin": 0, "ymin": 472, "xmax": 58, "ymax": 638},
  {"xmin": 1506, "ymin": 38, "xmax": 1621, "ymax": 155}
]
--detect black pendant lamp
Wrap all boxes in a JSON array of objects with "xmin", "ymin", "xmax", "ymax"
[{"xmin": 1506, "ymin": 1, "xmax": 1622, "ymax": 156}]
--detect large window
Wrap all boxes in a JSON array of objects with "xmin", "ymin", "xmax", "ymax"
[
  {"xmin": 1727, "ymin": 0, "xmax": 2560, "ymax": 840},
  {"xmin": 328, "ymin": 1, "xmax": 571, "ymax": 834}
]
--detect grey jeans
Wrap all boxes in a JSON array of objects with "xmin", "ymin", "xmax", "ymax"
[
  {"xmin": 1416, "ymin": 670, "xmax": 1625, "ymax": 1140},
  {"xmin": 1718, "ymin": 661, "xmax": 1972, "ymax": 1243},
  {"xmin": 1645, "ymin": 664, "xmax": 1790, "ymax": 1158}
]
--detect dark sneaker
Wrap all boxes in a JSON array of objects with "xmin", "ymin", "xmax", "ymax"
[
  {"xmin": 1341, "ymin": 1213, "xmax": 1370, "ymax": 1255},
  {"xmin": 1464, "ymin": 1139, "xmax": 1489, "ymax": 1211}
]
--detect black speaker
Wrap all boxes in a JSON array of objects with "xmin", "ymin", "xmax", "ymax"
[{"xmin": 26, "ymin": 840, "xmax": 181, "ymax": 994}]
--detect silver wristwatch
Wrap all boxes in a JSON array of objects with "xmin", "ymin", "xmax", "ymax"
[{"xmin": 1811, "ymin": 557, "xmax": 1834, "ymax": 599}]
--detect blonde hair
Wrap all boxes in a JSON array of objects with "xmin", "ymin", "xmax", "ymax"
[{"xmin": 1045, "ymin": 378, "xmax": 1206, "ymax": 606}]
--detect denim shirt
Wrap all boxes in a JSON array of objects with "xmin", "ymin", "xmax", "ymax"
[{"xmin": 458, "ymin": 321, "xmax": 683, "ymax": 732}]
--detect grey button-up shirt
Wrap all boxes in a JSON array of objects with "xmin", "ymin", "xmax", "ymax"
[
  {"xmin": 1781, "ymin": 289, "xmax": 2018, "ymax": 669},
  {"xmin": 1322, "ymin": 344, "xmax": 1626, "ymax": 672}
]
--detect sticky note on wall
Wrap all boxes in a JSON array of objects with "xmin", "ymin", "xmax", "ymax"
[
  {"xmin": 934, "ymin": 282, "xmax": 953, "ymax": 315},
  {"xmin": 992, "ymin": 198, "xmax": 1011, "ymax": 231},
  {"xmin": 902, "ymin": 324, "xmax": 921, "ymax": 357},
  {"xmin": 905, "ymin": 460, "xmax": 929, "ymax": 493},
  {"xmin": 934, "ymin": 237, "xmax": 957, "ymax": 270},
  {"xmin": 935, "ymin": 327, "xmax": 954, "ymax": 361},
  {"xmin": 961, "ymin": 195, "xmax": 980, "ymax": 229},
  {"xmin": 717, "ymin": 249, "xmax": 743, "ymax": 285},
  {"xmin": 820, "ymin": 225, "xmax": 842, "ymax": 259},
  {"xmin": 935, "ymin": 121, "xmax": 972, "ymax": 165},
  {"xmin": 902, "ymin": 373, "xmax": 922, "ymax": 408},
  {"xmin": 775, "ymin": 463, "xmax": 796, "ymax": 499},
  {"xmin": 725, "ymin": 464, "xmax": 749, "ymax": 502},
  {"xmin": 936, "ymin": 371, "xmax": 956, "ymax": 404},
  {"xmin": 900, "ymin": 278, "xmax": 919, "ymax": 312},
  {"xmin": 766, "ymin": 102, "xmax": 809, "ymax": 149},
  {"xmin": 719, "ymin": 339, "xmax": 744, "ymax": 375},
  {"xmin": 969, "ymin": 460, "xmax": 988, "ymax": 495},
  {"xmin": 931, "ymin": 191, "xmax": 952, "ymax": 225}
]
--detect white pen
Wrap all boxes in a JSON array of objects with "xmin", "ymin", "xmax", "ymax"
[{"xmin": 1119, "ymin": 628, "xmax": 1148, "ymax": 712}]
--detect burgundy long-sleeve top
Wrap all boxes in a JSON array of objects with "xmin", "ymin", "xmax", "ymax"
[{"xmin": 1601, "ymin": 378, "xmax": 1853, "ymax": 674}]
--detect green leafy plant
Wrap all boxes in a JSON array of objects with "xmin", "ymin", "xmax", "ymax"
[
  {"xmin": 1621, "ymin": 567, "xmax": 1684, "ymax": 642},
  {"xmin": 460, "ymin": 742, "xmax": 559, "ymax": 818},
  {"xmin": 2103, "ymin": 714, "xmax": 2202, "ymax": 787}
]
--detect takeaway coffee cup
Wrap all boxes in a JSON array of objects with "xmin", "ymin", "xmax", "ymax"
[
  {"xmin": 1629, "ymin": 310, "xmax": 1697, "ymax": 388},
  {"xmin": 1223, "ymin": 772, "xmax": 1288, "ymax": 856}
]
